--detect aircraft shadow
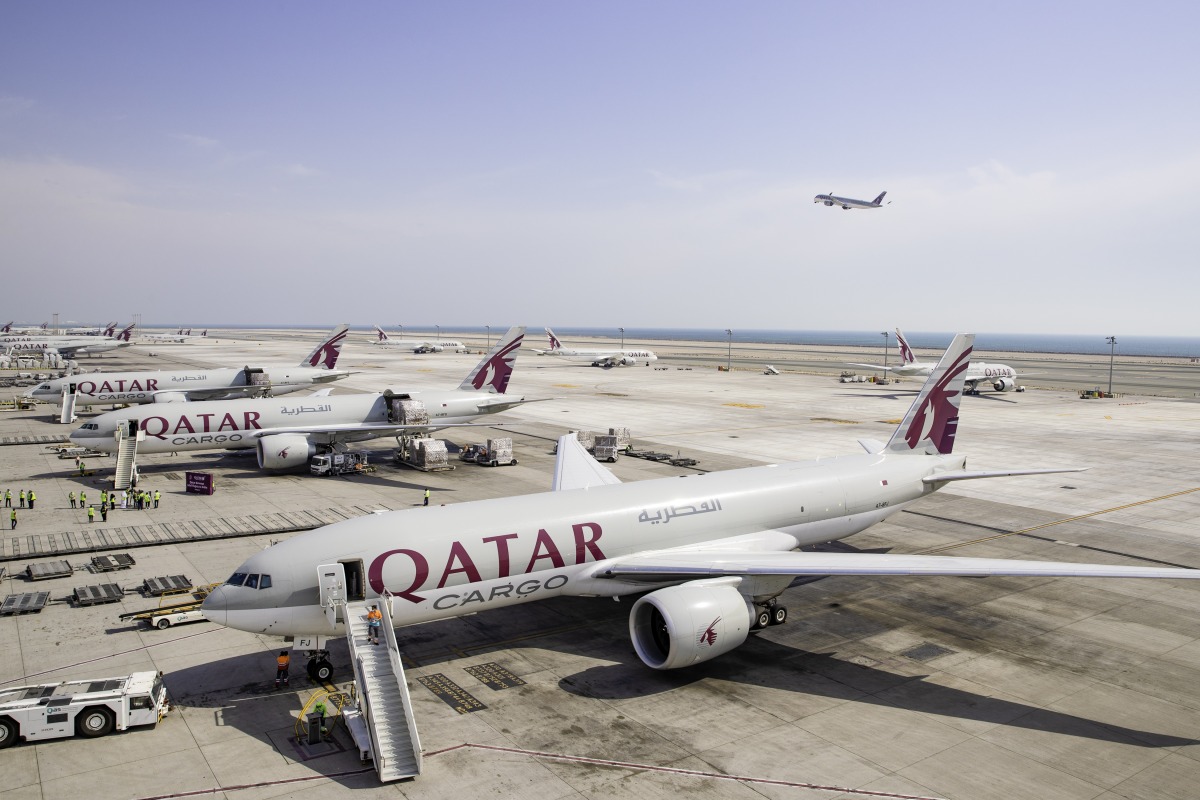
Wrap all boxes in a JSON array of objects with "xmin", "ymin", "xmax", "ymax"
[{"xmin": 964, "ymin": 393, "xmax": 1020, "ymax": 404}]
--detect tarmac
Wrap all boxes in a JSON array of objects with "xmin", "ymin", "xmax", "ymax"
[{"xmin": 1, "ymin": 328, "xmax": 1199, "ymax": 800}]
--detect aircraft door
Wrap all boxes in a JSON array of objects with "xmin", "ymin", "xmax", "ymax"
[
  {"xmin": 340, "ymin": 559, "xmax": 365, "ymax": 602},
  {"xmin": 317, "ymin": 563, "xmax": 346, "ymax": 629}
]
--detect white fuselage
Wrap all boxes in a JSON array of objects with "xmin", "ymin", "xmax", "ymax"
[
  {"xmin": 538, "ymin": 347, "xmax": 657, "ymax": 365},
  {"xmin": 813, "ymin": 194, "xmax": 881, "ymax": 209},
  {"xmin": 202, "ymin": 450, "xmax": 961, "ymax": 636},
  {"xmin": 69, "ymin": 390, "xmax": 495, "ymax": 454},
  {"xmin": 2, "ymin": 335, "xmax": 126, "ymax": 356},
  {"xmin": 28, "ymin": 365, "xmax": 342, "ymax": 406}
]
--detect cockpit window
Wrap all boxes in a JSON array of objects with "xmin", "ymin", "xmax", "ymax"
[
  {"xmin": 258, "ymin": 574, "xmax": 272, "ymax": 589},
  {"xmin": 37, "ymin": 384, "xmax": 50, "ymax": 391},
  {"xmin": 226, "ymin": 572, "xmax": 248, "ymax": 586},
  {"xmin": 244, "ymin": 574, "xmax": 259, "ymax": 589}
]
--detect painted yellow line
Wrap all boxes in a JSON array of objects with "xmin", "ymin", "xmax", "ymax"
[{"xmin": 922, "ymin": 487, "xmax": 1200, "ymax": 554}]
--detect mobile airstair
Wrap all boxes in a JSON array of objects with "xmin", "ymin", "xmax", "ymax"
[
  {"xmin": 59, "ymin": 385, "xmax": 78, "ymax": 424},
  {"xmin": 317, "ymin": 563, "xmax": 421, "ymax": 781},
  {"xmin": 113, "ymin": 422, "xmax": 143, "ymax": 490}
]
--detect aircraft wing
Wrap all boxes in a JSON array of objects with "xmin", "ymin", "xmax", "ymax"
[
  {"xmin": 248, "ymin": 422, "xmax": 488, "ymax": 440},
  {"xmin": 847, "ymin": 362, "xmax": 890, "ymax": 371},
  {"xmin": 593, "ymin": 550, "xmax": 1200, "ymax": 582},
  {"xmin": 923, "ymin": 468, "xmax": 1086, "ymax": 483},
  {"xmin": 552, "ymin": 433, "xmax": 621, "ymax": 491}
]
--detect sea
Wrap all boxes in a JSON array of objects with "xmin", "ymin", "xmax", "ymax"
[{"xmin": 170, "ymin": 326, "xmax": 1200, "ymax": 359}]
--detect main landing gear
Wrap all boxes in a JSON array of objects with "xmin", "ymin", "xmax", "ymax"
[
  {"xmin": 752, "ymin": 600, "xmax": 788, "ymax": 630},
  {"xmin": 307, "ymin": 652, "xmax": 335, "ymax": 683}
]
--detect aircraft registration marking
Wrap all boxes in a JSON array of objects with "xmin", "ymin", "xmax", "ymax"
[
  {"xmin": 417, "ymin": 674, "xmax": 487, "ymax": 714},
  {"xmin": 464, "ymin": 663, "xmax": 526, "ymax": 691}
]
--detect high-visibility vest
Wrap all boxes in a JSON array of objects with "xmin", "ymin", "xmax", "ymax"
[{"xmin": 277, "ymin": 653, "xmax": 290, "ymax": 669}]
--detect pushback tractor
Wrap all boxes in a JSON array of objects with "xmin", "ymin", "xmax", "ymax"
[{"xmin": 0, "ymin": 671, "xmax": 169, "ymax": 748}]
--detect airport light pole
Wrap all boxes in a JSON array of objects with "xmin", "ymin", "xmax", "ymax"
[
  {"xmin": 725, "ymin": 329, "xmax": 733, "ymax": 372},
  {"xmin": 436, "ymin": 324, "xmax": 440, "ymax": 341},
  {"xmin": 619, "ymin": 327, "xmax": 624, "ymax": 350},
  {"xmin": 486, "ymin": 325, "xmax": 491, "ymax": 349},
  {"xmin": 397, "ymin": 324, "xmax": 403, "ymax": 339},
  {"xmin": 881, "ymin": 331, "xmax": 889, "ymax": 378},
  {"xmin": 1106, "ymin": 336, "xmax": 1117, "ymax": 395}
]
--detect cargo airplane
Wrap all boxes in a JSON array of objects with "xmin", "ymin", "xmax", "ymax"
[
  {"xmin": 142, "ymin": 328, "xmax": 208, "ymax": 343},
  {"xmin": 27, "ymin": 324, "xmax": 352, "ymax": 407},
  {"xmin": 70, "ymin": 326, "xmax": 531, "ymax": 471},
  {"xmin": 532, "ymin": 328, "xmax": 657, "ymax": 367},
  {"xmin": 200, "ymin": 334, "xmax": 1200, "ymax": 677},
  {"xmin": 814, "ymin": 190, "xmax": 888, "ymax": 210},
  {"xmin": 369, "ymin": 326, "xmax": 411, "ymax": 350},
  {"xmin": 850, "ymin": 328, "xmax": 1028, "ymax": 394},
  {"xmin": 2, "ymin": 324, "xmax": 134, "ymax": 358}
]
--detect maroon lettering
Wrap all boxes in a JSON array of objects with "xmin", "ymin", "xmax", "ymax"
[
  {"xmin": 368, "ymin": 548, "xmax": 430, "ymax": 602},
  {"xmin": 99, "ymin": 381, "xmax": 114, "ymax": 393},
  {"xmin": 482, "ymin": 533, "xmax": 519, "ymax": 578},
  {"xmin": 147, "ymin": 378, "xmax": 158, "ymax": 391},
  {"xmin": 244, "ymin": 411, "xmax": 262, "ymax": 430},
  {"xmin": 219, "ymin": 413, "xmax": 238, "ymax": 431},
  {"xmin": 524, "ymin": 529, "xmax": 565, "ymax": 572},
  {"xmin": 572, "ymin": 522, "xmax": 604, "ymax": 564},
  {"xmin": 437, "ymin": 541, "xmax": 482, "ymax": 587},
  {"xmin": 79, "ymin": 381, "xmax": 96, "ymax": 394},
  {"xmin": 142, "ymin": 416, "xmax": 169, "ymax": 439},
  {"xmin": 172, "ymin": 416, "xmax": 196, "ymax": 434},
  {"xmin": 197, "ymin": 413, "xmax": 214, "ymax": 431}
]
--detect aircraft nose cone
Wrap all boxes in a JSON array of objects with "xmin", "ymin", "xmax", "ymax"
[{"xmin": 201, "ymin": 585, "xmax": 228, "ymax": 626}]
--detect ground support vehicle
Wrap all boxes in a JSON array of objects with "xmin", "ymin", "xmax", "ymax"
[
  {"xmin": 0, "ymin": 671, "xmax": 169, "ymax": 748},
  {"xmin": 310, "ymin": 451, "xmax": 374, "ymax": 476}
]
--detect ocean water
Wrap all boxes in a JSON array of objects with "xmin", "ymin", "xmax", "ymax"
[{"xmin": 153, "ymin": 325, "xmax": 1200, "ymax": 358}]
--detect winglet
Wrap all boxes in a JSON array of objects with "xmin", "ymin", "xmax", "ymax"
[
  {"xmin": 886, "ymin": 333, "xmax": 973, "ymax": 455},
  {"xmin": 459, "ymin": 326, "xmax": 526, "ymax": 393},
  {"xmin": 552, "ymin": 433, "xmax": 621, "ymax": 491},
  {"xmin": 301, "ymin": 324, "xmax": 350, "ymax": 369}
]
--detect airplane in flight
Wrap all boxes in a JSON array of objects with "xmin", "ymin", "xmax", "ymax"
[
  {"xmin": 850, "ymin": 328, "xmax": 1028, "ymax": 394},
  {"xmin": 27, "ymin": 324, "xmax": 352, "ymax": 407},
  {"xmin": 2, "ymin": 324, "xmax": 134, "ymax": 358},
  {"xmin": 532, "ymin": 328, "xmax": 658, "ymax": 367},
  {"xmin": 813, "ymin": 190, "xmax": 889, "ymax": 210},
  {"xmin": 201, "ymin": 333, "xmax": 1200, "ymax": 678},
  {"xmin": 70, "ymin": 326, "xmax": 533, "ymax": 471}
]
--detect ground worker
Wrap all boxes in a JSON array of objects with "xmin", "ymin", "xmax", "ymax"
[
  {"xmin": 28, "ymin": 491, "xmax": 35, "ymax": 510},
  {"xmin": 154, "ymin": 489, "xmax": 161, "ymax": 508},
  {"xmin": 423, "ymin": 488, "xmax": 431, "ymax": 506},
  {"xmin": 367, "ymin": 605, "xmax": 383, "ymax": 645},
  {"xmin": 101, "ymin": 503, "xmax": 108, "ymax": 522},
  {"xmin": 9, "ymin": 509, "xmax": 15, "ymax": 530},
  {"xmin": 80, "ymin": 490, "xmax": 87, "ymax": 507},
  {"xmin": 313, "ymin": 698, "xmax": 329, "ymax": 738},
  {"xmin": 87, "ymin": 506, "xmax": 94, "ymax": 523},
  {"xmin": 275, "ymin": 651, "xmax": 290, "ymax": 688},
  {"xmin": 69, "ymin": 491, "xmax": 76, "ymax": 508},
  {"xmin": 3, "ymin": 489, "xmax": 9, "ymax": 507},
  {"xmin": 78, "ymin": 462, "xmax": 86, "ymax": 477},
  {"xmin": 19, "ymin": 490, "xmax": 25, "ymax": 508}
]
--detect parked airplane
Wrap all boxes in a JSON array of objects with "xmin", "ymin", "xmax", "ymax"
[
  {"xmin": 2, "ymin": 324, "xmax": 133, "ymax": 358},
  {"xmin": 369, "ymin": 326, "xmax": 409, "ymax": 349},
  {"xmin": 1, "ymin": 321, "xmax": 48, "ymax": 334},
  {"xmin": 851, "ymin": 328, "xmax": 1027, "ymax": 394},
  {"xmin": 70, "ymin": 326, "xmax": 532, "ymax": 471},
  {"xmin": 200, "ymin": 333, "xmax": 1200, "ymax": 677},
  {"xmin": 813, "ymin": 190, "xmax": 888, "ymax": 210},
  {"xmin": 142, "ymin": 328, "xmax": 207, "ymax": 343},
  {"xmin": 408, "ymin": 336, "xmax": 468, "ymax": 354},
  {"xmin": 532, "ymin": 328, "xmax": 657, "ymax": 367},
  {"xmin": 28, "ymin": 324, "xmax": 352, "ymax": 407},
  {"xmin": 65, "ymin": 322, "xmax": 115, "ymax": 336}
]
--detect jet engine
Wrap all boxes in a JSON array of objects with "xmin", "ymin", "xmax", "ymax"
[
  {"xmin": 151, "ymin": 392, "xmax": 189, "ymax": 403},
  {"xmin": 629, "ymin": 579, "xmax": 752, "ymax": 670},
  {"xmin": 618, "ymin": 356, "xmax": 636, "ymax": 366},
  {"xmin": 993, "ymin": 378, "xmax": 1016, "ymax": 392},
  {"xmin": 256, "ymin": 434, "xmax": 316, "ymax": 470}
]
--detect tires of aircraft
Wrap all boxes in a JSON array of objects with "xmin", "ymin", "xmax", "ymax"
[
  {"xmin": 309, "ymin": 659, "xmax": 334, "ymax": 682},
  {"xmin": 753, "ymin": 609, "xmax": 771, "ymax": 630},
  {"xmin": 770, "ymin": 606, "xmax": 788, "ymax": 626}
]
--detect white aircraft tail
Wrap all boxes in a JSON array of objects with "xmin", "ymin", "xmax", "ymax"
[
  {"xmin": 373, "ymin": 325, "xmax": 390, "ymax": 343},
  {"xmin": 895, "ymin": 328, "xmax": 915, "ymax": 365},
  {"xmin": 459, "ymin": 326, "xmax": 526, "ymax": 393},
  {"xmin": 115, "ymin": 324, "xmax": 136, "ymax": 342},
  {"xmin": 300, "ymin": 324, "xmax": 350, "ymax": 369},
  {"xmin": 885, "ymin": 333, "xmax": 973, "ymax": 455},
  {"xmin": 544, "ymin": 327, "xmax": 563, "ymax": 351}
]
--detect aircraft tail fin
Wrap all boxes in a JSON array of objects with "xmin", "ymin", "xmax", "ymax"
[
  {"xmin": 373, "ymin": 325, "xmax": 389, "ymax": 342},
  {"xmin": 885, "ymin": 333, "xmax": 973, "ymax": 455},
  {"xmin": 895, "ymin": 328, "xmax": 915, "ymax": 365},
  {"xmin": 116, "ymin": 324, "xmax": 135, "ymax": 342},
  {"xmin": 459, "ymin": 326, "xmax": 526, "ymax": 393},
  {"xmin": 103, "ymin": 322, "xmax": 118, "ymax": 337},
  {"xmin": 873, "ymin": 191, "xmax": 887, "ymax": 205},
  {"xmin": 300, "ymin": 324, "xmax": 350, "ymax": 369},
  {"xmin": 1, "ymin": 322, "xmax": 10, "ymax": 333},
  {"xmin": 544, "ymin": 327, "xmax": 562, "ymax": 350}
]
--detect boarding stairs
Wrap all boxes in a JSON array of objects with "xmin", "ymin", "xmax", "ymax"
[
  {"xmin": 113, "ymin": 423, "xmax": 143, "ymax": 491},
  {"xmin": 58, "ymin": 386, "xmax": 77, "ymax": 424},
  {"xmin": 316, "ymin": 563, "xmax": 420, "ymax": 782}
]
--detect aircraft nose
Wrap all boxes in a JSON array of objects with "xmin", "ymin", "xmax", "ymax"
[{"xmin": 201, "ymin": 585, "xmax": 228, "ymax": 626}]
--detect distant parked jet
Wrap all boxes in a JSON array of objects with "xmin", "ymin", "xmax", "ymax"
[{"xmin": 814, "ymin": 190, "xmax": 888, "ymax": 210}]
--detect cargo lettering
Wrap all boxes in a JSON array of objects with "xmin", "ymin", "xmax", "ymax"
[
  {"xmin": 369, "ymin": 522, "xmax": 605, "ymax": 603},
  {"xmin": 141, "ymin": 411, "xmax": 262, "ymax": 440}
]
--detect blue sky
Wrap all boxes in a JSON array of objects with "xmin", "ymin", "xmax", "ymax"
[{"xmin": 2, "ymin": 2, "xmax": 1197, "ymax": 334}]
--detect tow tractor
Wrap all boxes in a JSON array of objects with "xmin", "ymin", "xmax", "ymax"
[
  {"xmin": 119, "ymin": 582, "xmax": 219, "ymax": 629},
  {"xmin": 0, "ymin": 671, "xmax": 169, "ymax": 748},
  {"xmin": 458, "ymin": 438, "xmax": 517, "ymax": 467},
  {"xmin": 310, "ymin": 451, "xmax": 375, "ymax": 476}
]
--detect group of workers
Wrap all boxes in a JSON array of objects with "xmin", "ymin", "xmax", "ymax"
[
  {"xmin": 66, "ymin": 487, "xmax": 162, "ymax": 522},
  {"xmin": 5, "ymin": 489, "xmax": 37, "ymax": 528}
]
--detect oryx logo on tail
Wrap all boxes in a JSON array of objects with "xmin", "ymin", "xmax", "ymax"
[
  {"xmin": 303, "ymin": 324, "xmax": 349, "ymax": 369},
  {"xmin": 896, "ymin": 328, "xmax": 915, "ymax": 365},
  {"xmin": 461, "ymin": 326, "xmax": 527, "ymax": 393},
  {"xmin": 887, "ymin": 334, "xmax": 974, "ymax": 455},
  {"xmin": 116, "ymin": 324, "xmax": 135, "ymax": 342},
  {"xmin": 545, "ymin": 328, "xmax": 562, "ymax": 350}
]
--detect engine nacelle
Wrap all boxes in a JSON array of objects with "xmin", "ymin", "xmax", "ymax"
[
  {"xmin": 256, "ymin": 434, "xmax": 316, "ymax": 470},
  {"xmin": 629, "ymin": 578, "xmax": 752, "ymax": 670},
  {"xmin": 993, "ymin": 377, "xmax": 1016, "ymax": 392},
  {"xmin": 618, "ymin": 356, "xmax": 636, "ymax": 366},
  {"xmin": 152, "ymin": 392, "xmax": 189, "ymax": 403}
]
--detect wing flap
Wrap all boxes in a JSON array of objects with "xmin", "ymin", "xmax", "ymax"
[
  {"xmin": 597, "ymin": 550, "xmax": 1200, "ymax": 581},
  {"xmin": 923, "ymin": 468, "xmax": 1086, "ymax": 483}
]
